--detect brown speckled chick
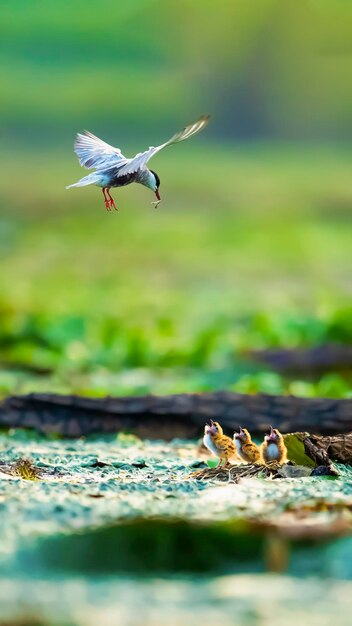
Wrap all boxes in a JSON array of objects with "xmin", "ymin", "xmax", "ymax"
[
  {"xmin": 233, "ymin": 427, "xmax": 262, "ymax": 464},
  {"xmin": 261, "ymin": 426, "xmax": 288, "ymax": 465},
  {"xmin": 203, "ymin": 420, "xmax": 238, "ymax": 467}
]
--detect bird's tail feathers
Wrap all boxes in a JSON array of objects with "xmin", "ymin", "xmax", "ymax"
[{"xmin": 66, "ymin": 172, "xmax": 101, "ymax": 189}]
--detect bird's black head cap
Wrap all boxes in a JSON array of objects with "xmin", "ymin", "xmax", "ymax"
[{"xmin": 150, "ymin": 170, "xmax": 160, "ymax": 189}]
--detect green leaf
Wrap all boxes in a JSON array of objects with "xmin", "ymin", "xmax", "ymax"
[{"xmin": 284, "ymin": 433, "xmax": 316, "ymax": 468}]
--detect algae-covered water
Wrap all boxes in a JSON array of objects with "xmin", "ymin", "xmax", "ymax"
[{"xmin": 1, "ymin": 430, "xmax": 352, "ymax": 625}]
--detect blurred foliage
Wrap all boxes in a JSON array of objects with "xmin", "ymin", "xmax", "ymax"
[
  {"xmin": 0, "ymin": 295, "xmax": 351, "ymax": 398},
  {"xmin": 0, "ymin": 146, "xmax": 351, "ymax": 398},
  {"xmin": 0, "ymin": 1, "xmax": 351, "ymax": 399},
  {"xmin": 0, "ymin": 0, "xmax": 351, "ymax": 142}
]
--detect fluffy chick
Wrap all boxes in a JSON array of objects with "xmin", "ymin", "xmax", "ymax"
[
  {"xmin": 233, "ymin": 427, "xmax": 262, "ymax": 464},
  {"xmin": 261, "ymin": 426, "xmax": 288, "ymax": 465},
  {"xmin": 203, "ymin": 420, "xmax": 237, "ymax": 467}
]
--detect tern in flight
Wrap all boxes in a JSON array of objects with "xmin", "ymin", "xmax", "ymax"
[{"xmin": 66, "ymin": 115, "xmax": 210, "ymax": 210}]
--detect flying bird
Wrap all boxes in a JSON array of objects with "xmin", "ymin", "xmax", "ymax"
[{"xmin": 66, "ymin": 115, "xmax": 210, "ymax": 211}]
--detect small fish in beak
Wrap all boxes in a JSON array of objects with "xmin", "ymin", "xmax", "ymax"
[{"xmin": 151, "ymin": 189, "xmax": 161, "ymax": 207}]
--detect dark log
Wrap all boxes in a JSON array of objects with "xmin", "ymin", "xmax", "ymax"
[
  {"xmin": 247, "ymin": 343, "xmax": 352, "ymax": 375},
  {"xmin": 0, "ymin": 391, "xmax": 351, "ymax": 439}
]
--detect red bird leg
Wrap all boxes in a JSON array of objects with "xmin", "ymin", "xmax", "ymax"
[
  {"xmin": 102, "ymin": 188, "xmax": 111, "ymax": 211},
  {"xmin": 107, "ymin": 188, "xmax": 117, "ymax": 210}
]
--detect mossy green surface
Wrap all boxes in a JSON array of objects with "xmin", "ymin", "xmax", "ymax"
[{"xmin": 0, "ymin": 430, "xmax": 352, "ymax": 624}]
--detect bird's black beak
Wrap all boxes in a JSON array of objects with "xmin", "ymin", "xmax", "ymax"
[{"xmin": 155, "ymin": 190, "xmax": 161, "ymax": 201}]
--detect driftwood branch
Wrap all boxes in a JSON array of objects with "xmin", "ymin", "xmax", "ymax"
[
  {"xmin": 304, "ymin": 433, "xmax": 352, "ymax": 465},
  {"xmin": 0, "ymin": 391, "xmax": 351, "ymax": 439}
]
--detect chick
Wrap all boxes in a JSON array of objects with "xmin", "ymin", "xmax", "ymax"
[
  {"xmin": 261, "ymin": 426, "xmax": 288, "ymax": 465},
  {"xmin": 233, "ymin": 427, "xmax": 262, "ymax": 464},
  {"xmin": 203, "ymin": 420, "xmax": 237, "ymax": 467}
]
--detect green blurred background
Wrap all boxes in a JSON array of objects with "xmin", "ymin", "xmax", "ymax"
[{"xmin": 0, "ymin": 0, "xmax": 351, "ymax": 398}]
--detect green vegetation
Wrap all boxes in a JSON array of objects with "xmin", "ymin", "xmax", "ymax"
[
  {"xmin": 1, "ymin": 1, "xmax": 351, "ymax": 142},
  {"xmin": 1, "ymin": 145, "xmax": 351, "ymax": 398}
]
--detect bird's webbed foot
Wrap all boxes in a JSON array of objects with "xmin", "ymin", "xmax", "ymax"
[
  {"xmin": 102, "ymin": 188, "xmax": 118, "ymax": 211},
  {"xmin": 102, "ymin": 188, "xmax": 111, "ymax": 211},
  {"xmin": 109, "ymin": 198, "xmax": 117, "ymax": 210},
  {"xmin": 107, "ymin": 189, "xmax": 117, "ymax": 211}
]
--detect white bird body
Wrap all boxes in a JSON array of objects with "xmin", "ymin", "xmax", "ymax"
[
  {"xmin": 265, "ymin": 442, "xmax": 279, "ymax": 460},
  {"xmin": 234, "ymin": 438, "xmax": 242, "ymax": 455},
  {"xmin": 203, "ymin": 433, "xmax": 219, "ymax": 457},
  {"xmin": 261, "ymin": 427, "xmax": 288, "ymax": 465}
]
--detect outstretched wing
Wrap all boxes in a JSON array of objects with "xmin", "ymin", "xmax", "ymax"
[
  {"xmin": 116, "ymin": 115, "xmax": 210, "ymax": 177},
  {"xmin": 73, "ymin": 131, "xmax": 128, "ymax": 170}
]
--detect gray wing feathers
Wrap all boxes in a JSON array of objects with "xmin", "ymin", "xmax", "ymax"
[
  {"xmin": 116, "ymin": 150, "xmax": 152, "ymax": 176},
  {"xmin": 116, "ymin": 115, "xmax": 210, "ymax": 177},
  {"xmin": 66, "ymin": 172, "xmax": 102, "ymax": 189},
  {"xmin": 74, "ymin": 131, "xmax": 127, "ymax": 170},
  {"xmin": 164, "ymin": 115, "xmax": 210, "ymax": 146}
]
